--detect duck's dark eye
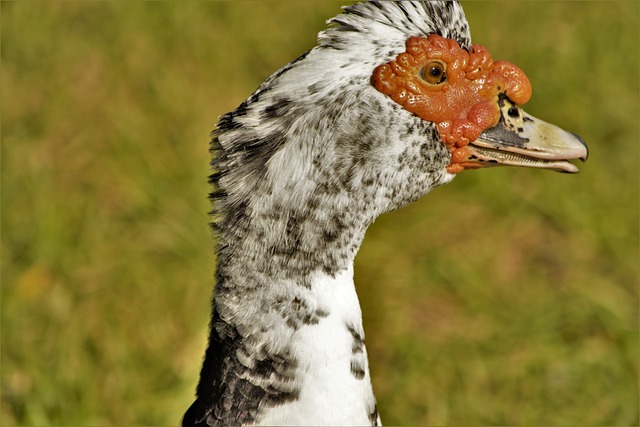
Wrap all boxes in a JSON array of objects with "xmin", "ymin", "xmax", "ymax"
[{"xmin": 421, "ymin": 61, "xmax": 446, "ymax": 85}]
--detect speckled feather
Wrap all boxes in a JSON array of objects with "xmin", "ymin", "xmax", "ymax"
[{"xmin": 184, "ymin": 2, "xmax": 471, "ymax": 426}]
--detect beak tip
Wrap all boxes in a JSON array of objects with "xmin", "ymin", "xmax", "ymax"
[{"xmin": 570, "ymin": 132, "xmax": 589, "ymax": 161}]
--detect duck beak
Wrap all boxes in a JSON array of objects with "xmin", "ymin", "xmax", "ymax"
[{"xmin": 461, "ymin": 96, "xmax": 588, "ymax": 173}]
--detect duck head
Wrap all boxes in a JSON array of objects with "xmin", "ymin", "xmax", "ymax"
[{"xmin": 213, "ymin": 1, "xmax": 589, "ymax": 250}]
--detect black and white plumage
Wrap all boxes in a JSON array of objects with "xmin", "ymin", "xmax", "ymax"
[{"xmin": 183, "ymin": 2, "xmax": 586, "ymax": 426}]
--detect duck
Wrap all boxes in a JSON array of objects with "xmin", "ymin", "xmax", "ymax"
[{"xmin": 183, "ymin": 1, "xmax": 588, "ymax": 425}]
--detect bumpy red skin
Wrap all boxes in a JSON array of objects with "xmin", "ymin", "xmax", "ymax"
[{"xmin": 372, "ymin": 34, "xmax": 532, "ymax": 174}]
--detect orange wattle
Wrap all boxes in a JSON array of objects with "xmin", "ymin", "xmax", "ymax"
[{"xmin": 372, "ymin": 34, "xmax": 532, "ymax": 173}]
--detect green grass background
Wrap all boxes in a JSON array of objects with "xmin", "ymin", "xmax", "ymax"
[{"xmin": 2, "ymin": 1, "xmax": 638, "ymax": 425}]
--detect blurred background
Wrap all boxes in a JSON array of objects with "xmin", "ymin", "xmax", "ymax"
[{"xmin": 2, "ymin": 1, "xmax": 638, "ymax": 425}]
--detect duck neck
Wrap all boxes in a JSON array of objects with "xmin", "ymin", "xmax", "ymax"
[{"xmin": 189, "ymin": 198, "xmax": 380, "ymax": 425}]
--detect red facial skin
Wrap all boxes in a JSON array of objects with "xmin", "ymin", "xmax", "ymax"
[{"xmin": 372, "ymin": 34, "xmax": 532, "ymax": 174}]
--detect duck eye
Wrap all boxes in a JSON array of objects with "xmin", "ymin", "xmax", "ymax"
[{"xmin": 421, "ymin": 61, "xmax": 446, "ymax": 85}]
